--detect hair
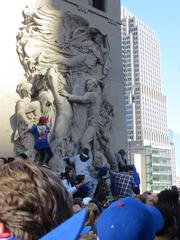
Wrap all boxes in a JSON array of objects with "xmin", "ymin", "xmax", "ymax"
[
  {"xmin": 95, "ymin": 192, "xmax": 107, "ymax": 204},
  {"xmin": 7, "ymin": 157, "xmax": 15, "ymax": 163},
  {"xmin": 157, "ymin": 189, "xmax": 179, "ymax": 209},
  {"xmin": 76, "ymin": 175, "xmax": 85, "ymax": 184},
  {"xmin": 63, "ymin": 166, "xmax": 73, "ymax": 183},
  {"xmin": 73, "ymin": 197, "xmax": 83, "ymax": 207},
  {"xmin": 0, "ymin": 160, "xmax": 73, "ymax": 240},
  {"xmin": 16, "ymin": 153, "xmax": 28, "ymax": 160},
  {"xmin": 89, "ymin": 199, "xmax": 103, "ymax": 213},
  {"xmin": 79, "ymin": 232, "xmax": 97, "ymax": 240},
  {"xmin": 82, "ymin": 148, "xmax": 89, "ymax": 156},
  {"xmin": 118, "ymin": 149, "xmax": 126, "ymax": 156},
  {"xmin": 135, "ymin": 194, "xmax": 147, "ymax": 204},
  {"xmin": 143, "ymin": 191, "xmax": 152, "ymax": 195},
  {"xmin": 86, "ymin": 202, "xmax": 100, "ymax": 227},
  {"xmin": 121, "ymin": 165, "xmax": 133, "ymax": 172}
]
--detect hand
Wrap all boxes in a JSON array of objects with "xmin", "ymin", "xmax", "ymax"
[
  {"xmin": 76, "ymin": 182, "xmax": 84, "ymax": 189},
  {"xmin": 59, "ymin": 89, "xmax": 70, "ymax": 98}
]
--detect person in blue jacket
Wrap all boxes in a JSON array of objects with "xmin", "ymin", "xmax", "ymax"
[
  {"xmin": 30, "ymin": 116, "xmax": 53, "ymax": 168},
  {"xmin": 132, "ymin": 164, "xmax": 140, "ymax": 194}
]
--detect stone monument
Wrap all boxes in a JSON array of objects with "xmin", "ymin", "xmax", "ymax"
[{"xmin": 0, "ymin": 0, "xmax": 127, "ymax": 172}]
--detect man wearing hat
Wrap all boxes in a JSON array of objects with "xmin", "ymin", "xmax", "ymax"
[
  {"xmin": 30, "ymin": 116, "xmax": 53, "ymax": 168},
  {"xmin": 39, "ymin": 197, "xmax": 164, "ymax": 240},
  {"xmin": 97, "ymin": 198, "xmax": 164, "ymax": 240}
]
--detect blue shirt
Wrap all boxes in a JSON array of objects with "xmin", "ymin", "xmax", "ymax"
[{"xmin": 31, "ymin": 125, "xmax": 50, "ymax": 150}]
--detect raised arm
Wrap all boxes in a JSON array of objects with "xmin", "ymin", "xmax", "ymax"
[
  {"xmin": 15, "ymin": 100, "xmax": 30, "ymax": 125},
  {"xmin": 67, "ymin": 92, "xmax": 96, "ymax": 104}
]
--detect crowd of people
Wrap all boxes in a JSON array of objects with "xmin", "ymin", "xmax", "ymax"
[{"xmin": 0, "ymin": 117, "xmax": 179, "ymax": 240}]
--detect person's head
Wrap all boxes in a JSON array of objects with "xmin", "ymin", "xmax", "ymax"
[
  {"xmin": 92, "ymin": 32, "xmax": 104, "ymax": 45},
  {"xmin": 76, "ymin": 175, "xmax": 85, "ymax": 184},
  {"xmin": 39, "ymin": 91, "xmax": 54, "ymax": 116},
  {"xmin": 97, "ymin": 198, "xmax": 164, "ymax": 240},
  {"xmin": 142, "ymin": 191, "xmax": 152, "ymax": 204},
  {"xmin": 118, "ymin": 149, "xmax": 126, "ymax": 157},
  {"xmin": 73, "ymin": 197, "xmax": 84, "ymax": 213},
  {"xmin": 0, "ymin": 158, "xmax": 7, "ymax": 167},
  {"xmin": 64, "ymin": 166, "xmax": 74, "ymax": 181},
  {"xmin": 157, "ymin": 189, "xmax": 179, "ymax": 209},
  {"xmin": 7, "ymin": 157, "xmax": 15, "ymax": 163},
  {"xmin": 97, "ymin": 167, "xmax": 109, "ymax": 179},
  {"xmin": 38, "ymin": 116, "xmax": 49, "ymax": 125},
  {"xmin": 146, "ymin": 193, "xmax": 158, "ymax": 206},
  {"xmin": 86, "ymin": 78, "xmax": 97, "ymax": 92},
  {"xmin": 16, "ymin": 81, "xmax": 32, "ymax": 98},
  {"xmin": 73, "ymin": 197, "xmax": 84, "ymax": 208},
  {"xmin": 73, "ymin": 198, "xmax": 84, "ymax": 213},
  {"xmin": 135, "ymin": 194, "xmax": 147, "ymax": 204},
  {"xmin": 15, "ymin": 153, "xmax": 28, "ymax": 161},
  {"xmin": 0, "ymin": 160, "xmax": 72, "ymax": 240},
  {"xmin": 129, "ymin": 165, "xmax": 134, "ymax": 176},
  {"xmin": 171, "ymin": 185, "xmax": 178, "ymax": 192},
  {"xmin": 73, "ymin": 203, "xmax": 82, "ymax": 214},
  {"xmin": 86, "ymin": 202, "xmax": 101, "ymax": 227},
  {"xmin": 82, "ymin": 148, "xmax": 89, "ymax": 156},
  {"xmin": 121, "ymin": 165, "xmax": 133, "ymax": 174}
]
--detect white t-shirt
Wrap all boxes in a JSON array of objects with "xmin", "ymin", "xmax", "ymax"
[{"xmin": 62, "ymin": 179, "xmax": 77, "ymax": 196}]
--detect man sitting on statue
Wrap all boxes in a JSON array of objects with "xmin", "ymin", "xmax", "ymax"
[{"xmin": 64, "ymin": 148, "xmax": 97, "ymax": 198}]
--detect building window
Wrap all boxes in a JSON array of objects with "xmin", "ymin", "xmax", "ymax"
[{"xmin": 92, "ymin": 0, "xmax": 105, "ymax": 11}]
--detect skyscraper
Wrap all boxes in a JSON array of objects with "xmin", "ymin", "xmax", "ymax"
[
  {"xmin": 168, "ymin": 129, "xmax": 177, "ymax": 185},
  {"xmin": 121, "ymin": 7, "xmax": 172, "ymax": 192}
]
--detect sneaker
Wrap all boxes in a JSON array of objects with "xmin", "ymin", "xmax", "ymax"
[{"xmin": 42, "ymin": 164, "xmax": 50, "ymax": 169}]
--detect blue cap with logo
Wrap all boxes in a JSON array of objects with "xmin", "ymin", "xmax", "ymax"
[{"xmin": 97, "ymin": 197, "xmax": 164, "ymax": 240}]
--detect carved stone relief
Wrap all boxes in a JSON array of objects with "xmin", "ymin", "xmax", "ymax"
[{"xmin": 15, "ymin": 5, "xmax": 118, "ymax": 171}]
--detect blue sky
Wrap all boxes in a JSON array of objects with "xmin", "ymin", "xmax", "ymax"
[{"xmin": 121, "ymin": 0, "xmax": 180, "ymax": 176}]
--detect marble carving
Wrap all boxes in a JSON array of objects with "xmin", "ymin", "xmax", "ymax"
[{"xmin": 14, "ymin": 5, "xmax": 118, "ymax": 171}]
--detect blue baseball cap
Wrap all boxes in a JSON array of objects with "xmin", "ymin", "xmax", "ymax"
[
  {"xmin": 97, "ymin": 198, "xmax": 164, "ymax": 240},
  {"xmin": 40, "ymin": 209, "xmax": 87, "ymax": 240}
]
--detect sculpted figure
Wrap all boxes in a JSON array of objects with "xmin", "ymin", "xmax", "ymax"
[
  {"xmin": 70, "ymin": 29, "xmax": 111, "ymax": 82},
  {"xmin": 15, "ymin": 6, "xmax": 115, "ymax": 172},
  {"xmin": 14, "ymin": 81, "xmax": 41, "ymax": 156},
  {"xmin": 90, "ymin": 30, "xmax": 111, "ymax": 76},
  {"xmin": 17, "ymin": 6, "xmax": 111, "ymax": 82},
  {"xmin": 61, "ymin": 77, "xmax": 101, "ymax": 152},
  {"xmin": 70, "ymin": 83, "xmax": 87, "ymax": 153},
  {"xmin": 94, "ymin": 141, "xmax": 110, "ymax": 169},
  {"xmin": 39, "ymin": 91, "xmax": 54, "ymax": 121},
  {"xmin": 47, "ymin": 65, "xmax": 73, "ymax": 150}
]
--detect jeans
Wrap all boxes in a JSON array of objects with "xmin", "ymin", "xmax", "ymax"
[
  {"xmin": 86, "ymin": 178, "xmax": 98, "ymax": 198},
  {"xmin": 38, "ymin": 147, "xmax": 53, "ymax": 165}
]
